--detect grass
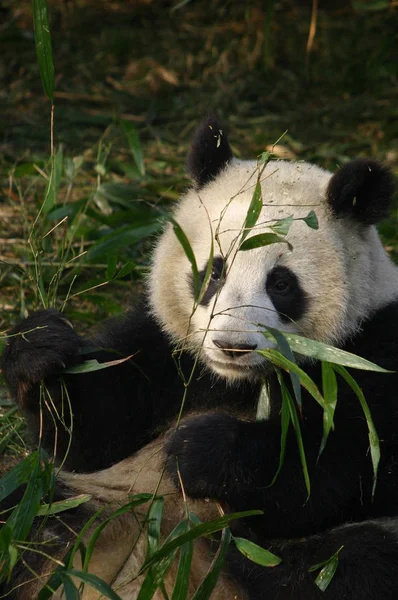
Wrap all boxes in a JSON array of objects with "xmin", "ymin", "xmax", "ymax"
[{"xmin": 0, "ymin": 0, "xmax": 397, "ymax": 596}]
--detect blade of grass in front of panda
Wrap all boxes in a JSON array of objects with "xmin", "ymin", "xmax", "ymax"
[
  {"xmin": 170, "ymin": 537, "xmax": 194, "ymax": 600},
  {"xmin": 240, "ymin": 180, "xmax": 263, "ymax": 244},
  {"xmin": 284, "ymin": 380, "xmax": 311, "ymax": 499},
  {"xmin": 268, "ymin": 370, "xmax": 291, "ymax": 486},
  {"xmin": 196, "ymin": 233, "xmax": 214, "ymax": 306},
  {"xmin": 64, "ymin": 570, "xmax": 123, "ymax": 600},
  {"xmin": 82, "ymin": 494, "xmax": 154, "ymax": 572},
  {"xmin": 318, "ymin": 362, "xmax": 338, "ymax": 460},
  {"xmin": 233, "ymin": 537, "xmax": 281, "ymax": 567},
  {"xmin": 257, "ymin": 348, "xmax": 334, "ymax": 427},
  {"xmin": 190, "ymin": 528, "xmax": 232, "ymax": 600},
  {"xmin": 140, "ymin": 510, "xmax": 262, "ymax": 573},
  {"xmin": 146, "ymin": 498, "xmax": 165, "ymax": 560},
  {"xmin": 265, "ymin": 326, "xmax": 302, "ymax": 410},
  {"xmin": 59, "ymin": 574, "xmax": 80, "ymax": 600},
  {"xmin": 263, "ymin": 331, "xmax": 390, "ymax": 373},
  {"xmin": 169, "ymin": 217, "xmax": 200, "ymax": 301},
  {"xmin": 137, "ymin": 519, "xmax": 190, "ymax": 600},
  {"xmin": 332, "ymin": 365, "xmax": 380, "ymax": 498}
]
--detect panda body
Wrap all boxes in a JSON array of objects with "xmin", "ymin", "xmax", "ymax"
[{"xmin": 2, "ymin": 116, "xmax": 398, "ymax": 598}]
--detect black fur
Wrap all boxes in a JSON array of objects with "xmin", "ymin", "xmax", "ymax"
[
  {"xmin": 266, "ymin": 265, "xmax": 308, "ymax": 323},
  {"xmin": 327, "ymin": 158, "xmax": 395, "ymax": 224},
  {"xmin": 187, "ymin": 115, "xmax": 233, "ymax": 188},
  {"xmin": 1, "ymin": 304, "xmax": 259, "ymax": 473}
]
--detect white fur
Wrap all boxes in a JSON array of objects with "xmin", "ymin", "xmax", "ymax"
[{"xmin": 149, "ymin": 159, "xmax": 398, "ymax": 380}]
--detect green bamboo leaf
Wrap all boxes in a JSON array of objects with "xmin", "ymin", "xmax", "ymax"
[
  {"xmin": 170, "ymin": 217, "xmax": 200, "ymax": 301},
  {"xmin": 241, "ymin": 181, "xmax": 263, "ymax": 243},
  {"xmin": 263, "ymin": 331, "xmax": 390, "ymax": 372},
  {"xmin": 32, "ymin": 0, "xmax": 55, "ymax": 102},
  {"xmin": 318, "ymin": 363, "xmax": 338, "ymax": 459},
  {"xmin": 36, "ymin": 494, "xmax": 92, "ymax": 517},
  {"xmin": 82, "ymin": 495, "xmax": 153, "ymax": 572},
  {"xmin": 281, "ymin": 377, "xmax": 311, "ymax": 498},
  {"xmin": 60, "ymin": 575, "xmax": 80, "ymax": 600},
  {"xmin": 257, "ymin": 348, "xmax": 334, "ymax": 426},
  {"xmin": 270, "ymin": 215, "xmax": 293, "ymax": 236},
  {"xmin": 141, "ymin": 510, "xmax": 262, "ymax": 573},
  {"xmin": 333, "ymin": 365, "xmax": 380, "ymax": 497},
  {"xmin": 301, "ymin": 210, "xmax": 319, "ymax": 230},
  {"xmin": 196, "ymin": 237, "xmax": 214, "ymax": 306},
  {"xmin": 234, "ymin": 537, "xmax": 281, "ymax": 567},
  {"xmin": 310, "ymin": 545, "xmax": 344, "ymax": 591},
  {"xmin": 146, "ymin": 498, "xmax": 164, "ymax": 559},
  {"xmin": 87, "ymin": 222, "xmax": 160, "ymax": 261},
  {"xmin": 171, "ymin": 537, "xmax": 194, "ymax": 600},
  {"xmin": 269, "ymin": 371, "xmax": 291, "ymax": 486},
  {"xmin": 191, "ymin": 528, "xmax": 232, "ymax": 600},
  {"xmin": 266, "ymin": 327, "xmax": 302, "ymax": 409},
  {"xmin": 240, "ymin": 233, "xmax": 292, "ymax": 251},
  {"xmin": 137, "ymin": 520, "xmax": 190, "ymax": 600},
  {"xmin": 122, "ymin": 121, "xmax": 145, "ymax": 177},
  {"xmin": 66, "ymin": 570, "xmax": 123, "ymax": 600},
  {"xmin": 65, "ymin": 356, "xmax": 134, "ymax": 374},
  {"xmin": 0, "ymin": 453, "xmax": 38, "ymax": 502}
]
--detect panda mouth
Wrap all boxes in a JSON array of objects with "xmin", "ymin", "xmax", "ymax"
[{"xmin": 208, "ymin": 358, "xmax": 266, "ymax": 379}]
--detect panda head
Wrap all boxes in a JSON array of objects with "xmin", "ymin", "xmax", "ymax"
[{"xmin": 149, "ymin": 116, "xmax": 397, "ymax": 381}]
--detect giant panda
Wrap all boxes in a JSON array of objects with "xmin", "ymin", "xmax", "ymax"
[{"xmin": 2, "ymin": 115, "xmax": 398, "ymax": 599}]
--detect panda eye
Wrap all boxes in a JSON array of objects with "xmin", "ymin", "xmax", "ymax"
[
  {"xmin": 211, "ymin": 257, "xmax": 225, "ymax": 282},
  {"xmin": 273, "ymin": 279, "xmax": 290, "ymax": 294}
]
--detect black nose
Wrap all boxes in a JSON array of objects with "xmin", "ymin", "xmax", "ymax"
[{"xmin": 213, "ymin": 339, "xmax": 258, "ymax": 358}]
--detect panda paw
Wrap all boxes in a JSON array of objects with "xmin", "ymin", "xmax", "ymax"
[
  {"xmin": 165, "ymin": 412, "xmax": 241, "ymax": 501},
  {"xmin": 1, "ymin": 309, "xmax": 80, "ymax": 405}
]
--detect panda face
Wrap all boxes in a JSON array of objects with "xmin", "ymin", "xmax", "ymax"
[{"xmin": 149, "ymin": 119, "xmax": 398, "ymax": 382}]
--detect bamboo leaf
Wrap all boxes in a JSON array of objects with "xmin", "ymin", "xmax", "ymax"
[
  {"xmin": 269, "ymin": 370, "xmax": 291, "ymax": 486},
  {"xmin": 257, "ymin": 348, "xmax": 334, "ymax": 425},
  {"xmin": 169, "ymin": 217, "xmax": 200, "ymax": 301},
  {"xmin": 171, "ymin": 537, "xmax": 194, "ymax": 600},
  {"xmin": 263, "ymin": 331, "xmax": 390, "ymax": 372},
  {"xmin": 310, "ymin": 545, "xmax": 344, "ymax": 592},
  {"xmin": 122, "ymin": 121, "xmax": 145, "ymax": 177},
  {"xmin": 65, "ymin": 355, "xmax": 135, "ymax": 374},
  {"xmin": 302, "ymin": 210, "xmax": 318, "ymax": 230},
  {"xmin": 280, "ymin": 376, "xmax": 311, "ymax": 498},
  {"xmin": 234, "ymin": 537, "xmax": 281, "ymax": 567},
  {"xmin": 66, "ymin": 570, "xmax": 123, "ymax": 600},
  {"xmin": 36, "ymin": 494, "xmax": 92, "ymax": 516},
  {"xmin": 333, "ymin": 365, "xmax": 380, "ymax": 497},
  {"xmin": 318, "ymin": 363, "xmax": 338, "ymax": 459},
  {"xmin": 270, "ymin": 215, "xmax": 293, "ymax": 236},
  {"xmin": 191, "ymin": 528, "xmax": 232, "ymax": 600},
  {"xmin": 32, "ymin": 0, "xmax": 55, "ymax": 102},
  {"xmin": 240, "ymin": 233, "xmax": 292, "ymax": 251},
  {"xmin": 241, "ymin": 181, "xmax": 263, "ymax": 243},
  {"xmin": 140, "ymin": 510, "xmax": 262, "ymax": 573}
]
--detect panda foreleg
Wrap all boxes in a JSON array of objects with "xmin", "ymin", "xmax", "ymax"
[{"xmin": 165, "ymin": 411, "xmax": 374, "ymax": 538}]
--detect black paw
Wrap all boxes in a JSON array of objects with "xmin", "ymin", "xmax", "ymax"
[
  {"xmin": 165, "ymin": 412, "xmax": 241, "ymax": 501},
  {"xmin": 1, "ymin": 309, "xmax": 80, "ymax": 403}
]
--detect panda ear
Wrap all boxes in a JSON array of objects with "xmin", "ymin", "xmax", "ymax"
[
  {"xmin": 326, "ymin": 159, "xmax": 395, "ymax": 225},
  {"xmin": 188, "ymin": 115, "xmax": 233, "ymax": 189}
]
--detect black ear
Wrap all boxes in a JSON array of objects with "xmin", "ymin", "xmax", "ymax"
[
  {"xmin": 188, "ymin": 115, "xmax": 233, "ymax": 189},
  {"xmin": 327, "ymin": 159, "xmax": 395, "ymax": 225}
]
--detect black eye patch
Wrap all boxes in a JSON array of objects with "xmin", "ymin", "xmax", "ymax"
[
  {"xmin": 266, "ymin": 266, "xmax": 308, "ymax": 323},
  {"xmin": 189, "ymin": 256, "xmax": 226, "ymax": 306}
]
